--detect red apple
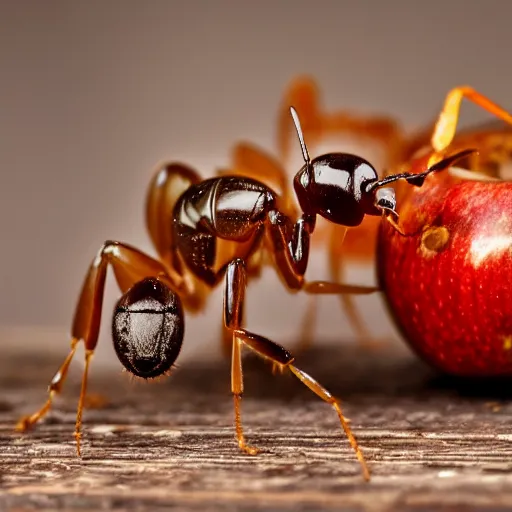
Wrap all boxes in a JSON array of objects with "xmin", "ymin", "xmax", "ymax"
[{"xmin": 377, "ymin": 172, "xmax": 512, "ymax": 376}]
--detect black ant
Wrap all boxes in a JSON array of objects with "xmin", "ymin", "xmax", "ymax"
[{"xmin": 16, "ymin": 107, "xmax": 472, "ymax": 481}]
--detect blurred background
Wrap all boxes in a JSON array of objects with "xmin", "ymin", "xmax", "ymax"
[{"xmin": 1, "ymin": 0, "xmax": 511, "ymax": 367}]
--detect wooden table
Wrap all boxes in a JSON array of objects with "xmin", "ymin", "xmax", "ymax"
[{"xmin": 1, "ymin": 343, "xmax": 512, "ymax": 511}]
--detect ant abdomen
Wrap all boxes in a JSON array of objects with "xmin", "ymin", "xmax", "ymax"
[{"xmin": 112, "ymin": 277, "xmax": 184, "ymax": 379}]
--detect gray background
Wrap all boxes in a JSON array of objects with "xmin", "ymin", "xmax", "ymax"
[{"xmin": 1, "ymin": 0, "xmax": 510, "ymax": 364}]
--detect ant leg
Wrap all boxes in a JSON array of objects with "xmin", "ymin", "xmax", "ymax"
[
  {"xmin": 267, "ymin": 208, "xmax": 377, "ymax": 352},
  {"xmin": 146, "ymin": 161, "xmax": 207, "ymax": 312},
  {"xmin": 218, "ymin": 143, "xmax": 295, "ymax": 213},
  {"xmin": 220, "ymin": 250, "xmax": 263, "ymax": 359},
  {"xmin": 327, "ymin": 224, "xmax": 387, "ymax": 349},
  {"xmin": 224, "ymin": 258, "xmax": 260, "ymax": 455},
  {"xmin": 73, "ymin": 348, "xmax": 93, "ymax": 454},
  {"xmin": 330, "ymin": 225, "xmax": 370, "ymax": 340},
  {"xmin": 295, "ymin": 294, "xmax": 317, "ymax": 352},
  {"xmin": 286, "ymin": 364, "xmax": 370, "ymax": 481},
  {"xmin": 16, "ymin": 241, "xmax": 187, "ymax": 455},
  {"xmin": 268, "ymin": 210, "xmax": 379, "ymax": 295},
  {"xmin": 302, "ymin": 282, "xmax": 378, "ymax": 295},
  {"xmin": 146, "ymin": 162, "xmax": 200, "ymax": 265},
  {"xmin": 296, "ymin": 225, "xmax": 346, "ymax": 352},
  {"xmin": 223, "ymin": 259, "xmax": 370, "ymax": 480},
  {"xmin": 15, "ymin": 338, "xmax": 80, "ymax": 433},
  {"xmin": 432, "ymin": 86, "xmax": 512, "ymax": 153}
]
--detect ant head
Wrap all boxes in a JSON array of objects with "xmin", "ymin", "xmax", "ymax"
[
  {"xmin": 290, "ymin": 107, "xmax": 391, "ymax": 227},
  {"xmin": 289, "ymin": 107, "xmax": 477, "ymax": 227},
  {"xmin": 112, "ymin": 277, "xmax": 184, "ymax": 379}
]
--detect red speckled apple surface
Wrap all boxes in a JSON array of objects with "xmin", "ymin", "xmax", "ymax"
[{"xmin": 377, "ymin": 173, "xmax": 512, "ymax": 376}]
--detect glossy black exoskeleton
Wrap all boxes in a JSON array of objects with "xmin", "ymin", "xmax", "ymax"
[{"xmin": 113, "ymin": 277, "xmax": 184, "ymax": 379}]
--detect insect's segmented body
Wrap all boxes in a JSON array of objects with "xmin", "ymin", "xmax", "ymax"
[{"xmin": 172, "ymin": 176, "xmax": 274, "ymax": 286}]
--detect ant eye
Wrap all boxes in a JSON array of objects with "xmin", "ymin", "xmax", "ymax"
[{"xmin": 374, "ymin": 188, "xmax": 397, "ymax": 217}]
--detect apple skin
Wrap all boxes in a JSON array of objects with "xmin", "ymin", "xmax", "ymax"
[{"xmin": 377, "ymin": 173, "xmax": 512, "ymax": 376}]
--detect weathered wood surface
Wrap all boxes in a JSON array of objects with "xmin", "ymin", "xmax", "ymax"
[{"xmin": 1, "ymin": 343, "xmax": 512, "ymax": 511}]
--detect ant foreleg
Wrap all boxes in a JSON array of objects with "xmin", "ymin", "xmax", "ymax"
[
  {"xmin": 268, "ymin": 210, "xmax": 379, "ymax": 294},
  {"xmin": 267, "ymin": 210, "xmax": 314, "ymax": 289},
  {"xmin": 16, "ymin": 241, "xmax": 184, "ymax": 455}
]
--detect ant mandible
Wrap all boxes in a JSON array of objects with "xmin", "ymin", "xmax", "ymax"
[{"xmin": 15, "ymin": 107, "xmax": 471, "ymax": 481}]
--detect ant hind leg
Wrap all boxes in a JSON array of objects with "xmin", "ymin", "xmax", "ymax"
[
  {"xmin": 16, "ymin": 337, "xmax": 80, "ymax": 433},
  {"xmin": 16, "ymin": 241, "xmax": 186, "ymax": 455}
]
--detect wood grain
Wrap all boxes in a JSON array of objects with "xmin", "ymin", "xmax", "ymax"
[{"xmin": 1, "ymin": 343, "xmax": 512, "ymax": 511}]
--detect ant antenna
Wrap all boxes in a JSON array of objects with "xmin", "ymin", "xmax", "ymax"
[
  {"xmin": 365, "ymin": 148, "xmax": 477, "ymax": 192},
  {"xmin": 290, "ymin": 106, "xmax": 310, "ymax": 165}
]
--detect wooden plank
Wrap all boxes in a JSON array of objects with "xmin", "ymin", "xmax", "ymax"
[{"xmin": 1, "ymin": 344, "xmax": 512, "ymax": 511}]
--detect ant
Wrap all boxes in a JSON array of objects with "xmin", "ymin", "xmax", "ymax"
[
  {"xmin": 15, "ymin": 107, "xmax": 469, "ymax": 481},
  {"xmin": 223, "ymin": 77, "xmax": 512, "ymax": 348}
]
